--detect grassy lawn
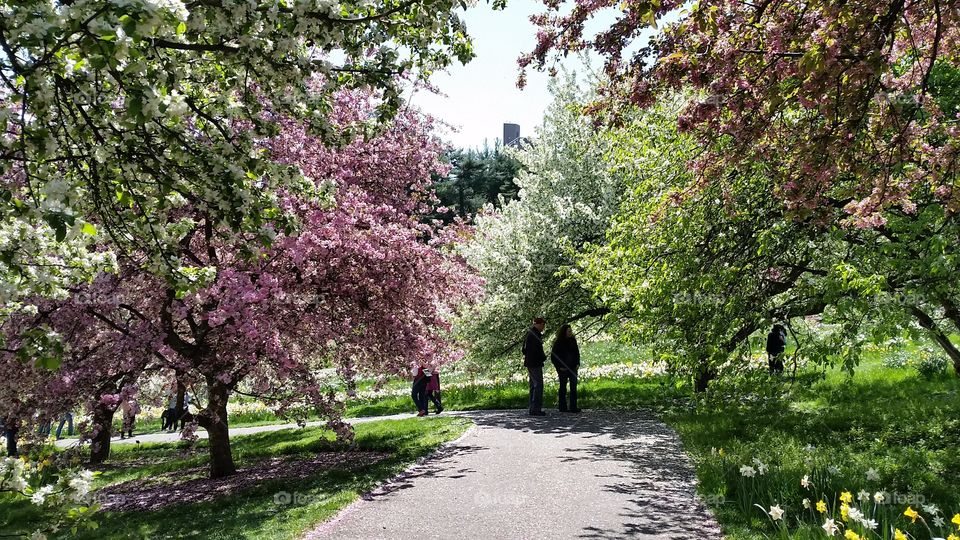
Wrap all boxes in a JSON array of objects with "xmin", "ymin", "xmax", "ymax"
[
  {"xmin": 669, "ymin": 360, "xmax": 960, "ymax": 539},
  {"xmin": 1, "ymin": 416, "xmax": 471, "ymax": 539}
]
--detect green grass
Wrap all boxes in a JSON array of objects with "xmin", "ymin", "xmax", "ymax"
[
  {"xmin": 666, "ymin": 358, "xmax": 960, "ymax": 539},
  {"xmin": 345, "ymin": 374, "xmax": 680, "ymax": 417},
  {"xmin": 1, "ymin": 416, "xmax": 471, "ymax": 539}
]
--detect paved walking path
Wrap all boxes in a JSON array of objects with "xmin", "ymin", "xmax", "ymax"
[
  {"xmin": 53, "ymin": 412, "xmax": 419, "ymax": 449},
  {"xmin": 305, "ymin": 410, "xmax": 723, "ymax": 540}
]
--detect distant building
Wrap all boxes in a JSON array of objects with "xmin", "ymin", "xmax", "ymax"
[{"xmin": 503, "ymin": 123, "xmax": 521, "ymax": 147}]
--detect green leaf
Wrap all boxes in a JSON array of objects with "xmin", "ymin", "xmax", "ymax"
[
  {"xmin": 177, "ymin": 21, "xmax": 187, "ymax": 35},
  {"xmin": 81, "ymin": 222, "xmax": 98, "ymax": 236}
]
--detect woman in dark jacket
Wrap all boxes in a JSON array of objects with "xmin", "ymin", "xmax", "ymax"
[{"xmin": 550, "ymin": 324, "xmax": 581, "ymax": 413}]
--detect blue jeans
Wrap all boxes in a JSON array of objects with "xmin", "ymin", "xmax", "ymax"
[{"xmin": 56, "ymin": 413, "xmax": 74, "ymax": 439}]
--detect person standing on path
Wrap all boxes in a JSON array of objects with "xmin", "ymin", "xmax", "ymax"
[
  {"xmin": 551, "ymin": 324, "xmax": 581, "ymax": 413},
  {"xmin": 523, "ymin": 317, "xmax": 547, "ymax": 416}
]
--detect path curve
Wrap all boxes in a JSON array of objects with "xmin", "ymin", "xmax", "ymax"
[
  {"xmin": 53, "ymin": 412, "xmax": 419, "ymax": 449},
  {"xmin": 305, "ymin": 410, "xmax": 723, "ymax": 539}
]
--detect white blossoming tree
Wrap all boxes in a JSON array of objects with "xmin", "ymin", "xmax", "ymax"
[
  {"xmin": 457, "ymin": 79, "xmax": 623, "ymax": 364},
  {"xmin": 0, "ymin": 457, "xmax": 99, "ymax": 538}
]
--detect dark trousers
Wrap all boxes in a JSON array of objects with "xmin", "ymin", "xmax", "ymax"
[
  {"xmin": 768, "ymin": 353, "xmax": 784, "ymax": 375},
  {"xmin": 426, "ymin": 390, "xmax": 442, "ymax": 412},
  {"xmin": 411, "ymin": 376, "xmax": 428, "ymax": 412},
  {"xmin": 5, "ymin": 426, "xmax": 17, "ymax": 457},
  {"xmin": 527, "ymin": 365, "xmax": 544, "ymax": 413},
  {"xmin": 558, "ymin": 369, "xmax": 578, "ymax": 411}
]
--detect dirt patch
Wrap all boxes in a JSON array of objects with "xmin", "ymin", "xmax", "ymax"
[{"xmin": 95, "ymin": 451, "xmax": 391, "ymax": 512}]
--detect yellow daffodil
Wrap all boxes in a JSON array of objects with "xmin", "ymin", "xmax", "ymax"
[
  {"xmin": 948, "ymin": 534, "xmax": 959, "ymax": 540},
  {"xmin": 840, "ymin": 504, "xmax": 850, "ymax": 522},
  {"xmin": 953, "ymin": 513, "xmax": 960, "ymax": 528},
  {"xmin": 718, "ymin": 448, "xmax": 725, "ymax": 457},
  {"xmin": 844, "ymin": 531, "xmax": 862, "ymax": 540},
  {"xmin": 894, "ymin": 530, "xmax": 907, "ymax": 540},
  {"xmin": 840, "ymin": 491, "xmax": 853, "ymax": 504},
  {"xmin": 904, "ymin": 506, "xmax": 919, "ymax": 523},
  {"xmin": 817, "ymin": 499, "xmax": 828, "ymax": 513}
]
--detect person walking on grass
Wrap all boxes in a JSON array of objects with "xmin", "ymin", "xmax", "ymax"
[
  {"xmin": 523, "ymin": 317, "xmax": 547, "ymax": 416},
  {"xmin": 412, "ymin": 365, "xmax": 429, "ymax": 417},
  {"xmin": 425, "ymin": 369, "xmax": 443, "ymax": 414},
  {"xmin": 551, "ymin": 324, "xmax": 581, "ymax": 413}
]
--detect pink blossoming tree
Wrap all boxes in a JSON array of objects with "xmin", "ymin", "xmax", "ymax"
[
  {"xmin": 523, "ymin": 0, "xmax": 960, "ymax": 225},
  {"xmin": 2, "ymin": 93, "xmax": 478, "ymax": 477}
]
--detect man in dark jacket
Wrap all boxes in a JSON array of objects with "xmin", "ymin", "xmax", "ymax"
[{"xmin": 522, "ymin": 317, "xmax": 547, "ymax": 416}]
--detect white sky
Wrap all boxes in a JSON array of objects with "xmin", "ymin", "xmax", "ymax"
[
  {"xmin": 405, "ymin": 0, "xmax": 663, "ymax": 150},
  {"xmin": 406, "ymin": 0, "xmax": 590, "ymax": 150}
]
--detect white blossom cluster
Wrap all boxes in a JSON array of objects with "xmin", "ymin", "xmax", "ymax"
[{"xmin": 0, "ymin": 457, "xmax": 99, "ymax": 538}]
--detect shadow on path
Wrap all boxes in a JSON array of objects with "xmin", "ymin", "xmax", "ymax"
[
  {"xmin": 312, "ymin": 409, "xmax": 722, "ymax": 540},
  {"xmin": 463, "ymin": 410, "xmax": 722, "ymax": 539}
]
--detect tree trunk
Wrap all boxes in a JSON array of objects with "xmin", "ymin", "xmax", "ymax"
[
  {"xmin": 175, "ymin": 379, "xmax": 186, "ymax": 418},
  {"xmin": 694, "ymin": 362, "xmax": 715, "ymax": 393},
  {"xmin": 89, "ymin": 403, "xmax": 115, "ymax": 464},
  {"xmin": 196, "ymin": 378, "xmax": 235, "ymax": 478},
  {"xmin": 911, "ymin": 306, "xmax": 960, "ymax": 377}
]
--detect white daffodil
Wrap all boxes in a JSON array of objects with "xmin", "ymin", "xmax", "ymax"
[
  {"xmin": 769, "ymin": 505, "xmax": 784, "ymax": 521},
  {"xmin": 874, "ymin": 491, "xmax": 886, "ymax": 504},
  {"xmin": 857, "ymin": 490, "xmax": 870, "ymax": 502},
  {"xmin": 847, "ymin": 506, "xmax": 863, "ymax": 523},
  {"xmin": 923, "ymin": 503, "xmax": 940, "ymax": 515},
  {"xmin": 801, "ymin": 475, "xmax": 811, "ymax": 488},
  {"xmin": 932, "ymin": 516, "xmax": 945, "ymax": 527},
  {"xmin": 827, "ymin": 465, "xmax": 840, "ymax": 475},
  {"xmin": 865, "ymin": 468, "xmax": 880, "ymax": 482},
  {"xmin": 803, "ymin": 498, "xmax": 811, "ymax": 509},
  {"xmin": 822, "ymin": 518, "xmax": 838, "ymax": 536},
  {"xmin": 739, "ymin": 465, "xmax": 756, "ymax": 478},
  {"xmin": 862, "ymin": 518, "xmax": 878, "ymax": 530}
]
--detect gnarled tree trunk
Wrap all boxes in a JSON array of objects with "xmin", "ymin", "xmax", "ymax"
[
  {"xmin": 196, "ymin": 377, "xmax": 235, "ymax": 478},
  {"xmin": 89, "ymin": 402, "xmax": 115, "ymax": 464}
]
